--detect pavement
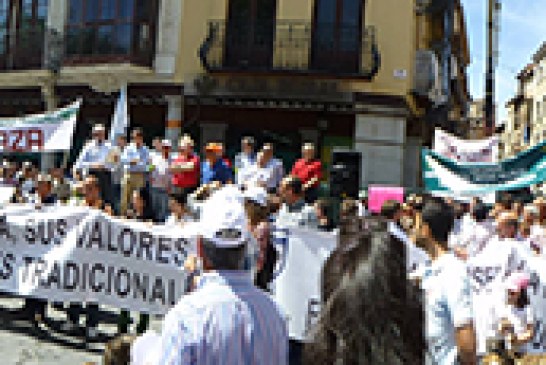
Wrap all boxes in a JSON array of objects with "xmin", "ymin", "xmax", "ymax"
[{"xmin": 0, "ymin": 295, "xmax": 163, "ymax": 365}]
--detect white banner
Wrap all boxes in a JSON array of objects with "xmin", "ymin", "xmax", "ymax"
[
  {"xmin": 0, "ymin": 100, "xmax": 81, "ymax": 152},
  {"xmin": 271, "ymin": 227, "xmax": 337, "ymax": 341},
  {"xmin": 433, "ymin": 128, "xmax": 499, "ymax": 163},
  {"xmin": 0, "ymin": 204, "xmax": 196, "ymax": 315}
]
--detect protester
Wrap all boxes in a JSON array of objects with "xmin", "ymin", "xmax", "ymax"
[
  {"xmin": 262, "ymin": 142, "xmax": 284, "ymax": 193},
  {"xmin": 50, "ymin": 167, "xmax": 71, "ymax": 203},
  {"xmin": 119, "ymin": 187, "xmax": 152, "ymax": 335},
  {"xmin": 65, "ymin": 175, "xmax": 110, "ymax": 339},
  {"xmin": 235, "ymin": 136, "xmax": 257, "ymax": 185},
  {"xmin": 290, "ymin": 142, "xmax": 322, "ymax": 204},
  {"xmin": 454, "ymin": 200, "xmax": 494, "ymax": 260},
  {"xmin": 164, "ymin": 192, "xmax": 193, "ymax": 226},
  {"xmin": 496, "ymin": 272, "xmax": 534, "ymax": 356},
  {"xmin": 73, "ymin": 124, "xmax": 113, "ymax": 204},
  {"xmin": 150, "ymin": 139, "xmax": 172, "ymax": 222},
  {"xmin": 170, "ymin": 135, "xmax": 200, "ymax": 195},
  {"xmin": 357, "ymin": 189, "xmax": 369, "ymax": 217},
  {"xmin": 106, "ymin": 134, "xmax": 128, "ymax": 215},
  {"xmin": 120, "ymin": 128, "xmax": 150, "ymax": 216},
  {"xmin": 305, "ymin": 216, "xmax": 424, "ymax": 364},
  {"xmin": 276, "ymin": 175, "xmax": 318, "ymax": 228},
  {"xmin": 243, "ymin": 186, "xmax": 277, "ymax": 291},
  {"xmin": 23, "ymin": 173, "xmax": 57, "ymax": 323},
  {"xmin": 418, "ymin": 199, "xmax": 477, "ymax": 365},
  {"xmin": 157, "ymin": 187, "xmax": 288, "ymax": 364},
  {"xmin": 201, "ymin": 142, "xmax": 233, "ymax": 185},
  {"xmin": 239, "ymin": 150, "xmax": 274, "ymax": 190},
  {"xmin": 314, "ymin": 198, "xmax": 334, "ymax": 232}
]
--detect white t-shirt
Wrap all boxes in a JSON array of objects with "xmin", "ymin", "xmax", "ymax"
[
  {"xmin": 239, "ymin": 164, "xmax": 274, "ymax": 189},
  {"xmin": 466, "ymin": 236, "xmax": 529, "ymax": 354},
  {"xmin": 150, "ymin": 154, "xmax": 172, "ymax": 190},
  {"xmin": 422, "ymin": 253, "xmax": 473, "ymax": 365}
]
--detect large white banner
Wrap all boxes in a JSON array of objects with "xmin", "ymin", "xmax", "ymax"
[
  {"xmin": 0, "ymin": 204, "xmax": 195, "ymax": 315},
  {"xmin": 271, "ymin": 227, "xmax": 337, "ymax": 341},
  {"xmin": 0, "ymin": 100, "xmax": 81, "ymax": 152},
  {"xmin": 434, "ymin": 128, "xmax": 499, "ymax": 163}
]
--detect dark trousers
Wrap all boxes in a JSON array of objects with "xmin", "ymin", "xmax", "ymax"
[
  {"xmin": 289, "ymin": 339, "xmax": 303, "ymax": 365},
  {"xmin": 24, "ymin": 298, "xmax": 46, "ymax": 317},
  {"xmin": 305, "ymin": 186, "xmax": 319, "ymax": 204},
  {"xmin": 67, "ymin": 303, "xmax": 99, "ymax": 327}
]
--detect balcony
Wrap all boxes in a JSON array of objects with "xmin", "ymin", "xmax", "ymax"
[
  {"xmin": 0, "ymin": 26, "xmax": 45, "ymax": 71},
  {"xmin": 200, "ymin": 20, "xmax": 380, "ymax": 79}
]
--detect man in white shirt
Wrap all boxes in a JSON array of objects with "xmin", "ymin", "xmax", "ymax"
[
  {"xmin": 235, "ymin": 136, "xmax": 257, "ymax": 185},
  {"xmin": 150, "ymin": 139, "xmax": 173, "ymax": 222},
  {"xmin": 120, "ymin": 128, "xmax": 150, "ymax": 215},
  {"xmin": 239, "ymin": 151, "xmax": 274, "ymax": 190},
  {"xmin": 262, "ymin": 143, "xmax": 284, "ymax": 193},
  {"xmin": 418, "ymin": 199, "xmax": 476, "ymax": 365},
  {"xmin": 73, "ymin": 124, "xmax": 113, "ymax": 203}
]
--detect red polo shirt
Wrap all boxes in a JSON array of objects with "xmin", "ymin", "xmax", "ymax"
[
  {"xmin": 172, "ymin": 153, "xmax": 200, "ymax": 188},
  {"xmin": 291, "ymin": 158, "xmax": 322, "ymax": 188}
]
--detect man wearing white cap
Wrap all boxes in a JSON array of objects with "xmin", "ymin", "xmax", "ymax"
[
  {"xmin": 73, "ymin": 123, "xmax": 113, "ymax": 204},
  {"xmin": 159, "ymin": 187, "xmax": 288, "ymax": 365},
  {"xmin": 150, "ymin": 139, "xmax": 173, "ymax": 222}
]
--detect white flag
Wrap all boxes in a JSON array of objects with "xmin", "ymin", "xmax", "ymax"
[{"xmin": 109, "ymin": 85, "xmax": 129, "ymax": 143}]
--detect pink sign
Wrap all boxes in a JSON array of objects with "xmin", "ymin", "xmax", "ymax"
[{"xmin": 368, "ymin": 186, "xmax": 405, "ymax": 214}]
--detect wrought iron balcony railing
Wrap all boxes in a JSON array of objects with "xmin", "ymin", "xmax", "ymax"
[
  {"xmin": 0, "ymin": 26, "xmax": 46, "ymax": 71},
  {"xmin": 200, "ymin": 20, "xmax": 380, "ymax": 78}
]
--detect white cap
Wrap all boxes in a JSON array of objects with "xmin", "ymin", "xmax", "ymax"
[
  {"xmin": 161, "ymin": 139, "xmax": 172, "ymax": 148},
  {"xmin": 243, "ymin": 186, "xmax": 268, "ymax": 207},
  {"xmin": 92, "ymin": 124, "xmax": 106, "ymax": 132},
  {"xmin": 199, "ymin": 186, "xmax": 249, "ymax": 248}
]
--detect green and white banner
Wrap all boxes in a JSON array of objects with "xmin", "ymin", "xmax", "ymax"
[
  {"xmin": 423, "ymin": 141, "xmax": 546, "ymax": 199},
  {"xmin": 0, "ymin": 100, "xmax": 81, "ymax": 153}
]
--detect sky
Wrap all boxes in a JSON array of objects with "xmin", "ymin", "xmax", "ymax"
[{"xmin": 461, "ymin": 0, "xmax": 546, "ymax": 122}]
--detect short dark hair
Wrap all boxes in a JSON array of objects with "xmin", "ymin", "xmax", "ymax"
[
  {"xmin": 421, "ymin": 199, "xmax": 454, "ymax": 245},
  {"xmin": 284, "ymin": 176, "xmax": 303, "ymax": 195},
  {"xmin": 381, "ymin": 200, "xmax": 401, "ymax": 220},
  {"xmin": 500, "ymin": 194, "xmax": 514, "ymax": 210},
  {"xmin": 169, "ymin": 192, "xmax": 188, "ymax": 207},
  {"xmin": 472, "ymin": 202, "xmax": 488, "ymax": 222},
  {"xmin": 201, "ymin": 239, "xmax": 247, "ymax": 271},
  {"xmin": 242, "ymin": 136, "xmax": 255, "ymax": 146}
]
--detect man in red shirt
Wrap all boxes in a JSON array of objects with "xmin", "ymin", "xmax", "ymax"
[
  {"xmin": 290, "ymin": 142, "xmax": 322, "ymax": 203},
  {"xmin": 170, "ymin": 135, "xmax": 200, "ymax": 194}
]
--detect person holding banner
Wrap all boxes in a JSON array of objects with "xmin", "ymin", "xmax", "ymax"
[
  {"xmin": 64, "ymin": 175, "xmax": 111, "ymax": 338},
  {"xmin": 73, "ymin": 124, "xmax": 113, "ymax": 205},
  {"xmin": 157, "ymin": 187, "xmax": 288, "ymax": 365},
  {"xmin": 23, "ymin": 173, "xmax": 57, "ymax": 324}
]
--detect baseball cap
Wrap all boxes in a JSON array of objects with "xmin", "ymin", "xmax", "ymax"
[
  {"xmin": 506, "ymin": 272, "xmax": 530, "ymax": 292},
  {"xmin": 302, "ymin": 143, "xmax": 315, "ymax": 150},
  {"xmin": 199, "ymin": 186, "xmax": 249, "ymax": 248},
  {"xmin": 179, "ymin": 135, "xmax": 194, "ymax": 147},
  {"xmin": 243, "ymin": 186, "xmax": 268, "ymax": 207},
  {"xmin": 161, "ymin": 139, "xmax": 172, "ymax": 148}
]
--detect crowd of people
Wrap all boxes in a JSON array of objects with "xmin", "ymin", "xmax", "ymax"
[{"xmin": 2, "ymin": 125, "xmax": 546, "ymax": 364}]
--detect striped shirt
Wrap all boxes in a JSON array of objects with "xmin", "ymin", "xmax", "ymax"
[{"xmin": 160, "ymin": 271, "xmax": 288, "ymax": 365}]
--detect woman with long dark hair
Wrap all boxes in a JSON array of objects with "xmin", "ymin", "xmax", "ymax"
[{"xmin": 305, "ymin": 216, "xmax": 425, "ymax": 364}]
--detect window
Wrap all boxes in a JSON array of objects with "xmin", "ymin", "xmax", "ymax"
[
  {"xmin": 66, "ymin": 0, "xmax": 157, "ymax": 65},
  {"xmin": 0, "ymin": 0, "xmax": 9, "ymax": 55},
  {"xmin": 312, "ymin": 0, "xmax": 363, "ymax": 73},
  {"xmin": 224, "ymin": 0, "xmax": 277, "ymax": 69}
]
